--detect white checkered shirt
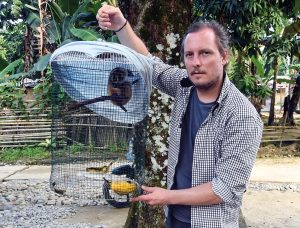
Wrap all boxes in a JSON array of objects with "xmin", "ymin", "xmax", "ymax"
[{"xmin": 151, "ymin": 57, "xmax": 263, "ymax": 228}]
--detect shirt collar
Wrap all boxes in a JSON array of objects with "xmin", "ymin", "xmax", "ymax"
[
  {"xmin": 216, "ymin": 73, "xmax": 231, "ymax": 105},
  {"xmin": 211, "ymin": 73, "xmax": 231, "ymax": 115}
]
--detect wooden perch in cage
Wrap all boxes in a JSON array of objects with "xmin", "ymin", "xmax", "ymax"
[{"xmin": 67, "ymin": 94, "xmax": 130, "ymax": 112}]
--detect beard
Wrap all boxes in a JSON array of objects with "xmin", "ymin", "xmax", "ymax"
[
  {"xmin": 194, "ymin": 80, "xmax": 216, "ymax": 90},
  {"xmin": 189, "ymin": 69, "xmax": 225, "ymax": 91},
  {"xmin": 190, "ymin": 75, "xmax": 221, "ymax": 91}
]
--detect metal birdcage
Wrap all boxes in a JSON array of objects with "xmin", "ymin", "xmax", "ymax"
[{"xmin": 49, "ymin": 41, "xmax": 152, "ymax": 208}]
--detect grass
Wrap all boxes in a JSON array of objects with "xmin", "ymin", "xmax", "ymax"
[
  {"xmin": 106, "ymin": 141, "xmax": 128, "ymax": 153},
  {"xmin": 0, "ymin": 147, "xmax": 50, "ymax": 164}
]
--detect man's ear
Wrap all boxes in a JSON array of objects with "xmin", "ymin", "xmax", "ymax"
[{"xmin": 221, "ymin": 50, "xmax": 229, "ymax": 65}]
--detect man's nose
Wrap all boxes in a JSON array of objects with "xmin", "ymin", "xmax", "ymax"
[{"xmin": 192, "ymin": 56, "xmax": 201, "ymax": 67}]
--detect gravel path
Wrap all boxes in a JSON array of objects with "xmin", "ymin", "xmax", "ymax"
[
  {"xmin": 1, "ymin": 179, "xmax": 300, "ymax": 227},
  {"xmin": 0, "ymin": 179, "xmax": 107, "ymax": 228},
  {"xmin": 248, "ymin": 182, "xmax": 300, "ymax": 192}
]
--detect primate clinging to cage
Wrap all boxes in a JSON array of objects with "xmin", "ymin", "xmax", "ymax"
[{"xmin": 67, "ymin": 66, "xmax": 136, "ymax": 112}]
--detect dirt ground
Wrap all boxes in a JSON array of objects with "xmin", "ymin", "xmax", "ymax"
[
  {"xmin": 242, "ymin": 153, "xmax": 300, "ymax": 228},
  {"xmin": 242, "ymin": 190, "xmax": 300, "ymax": 228},
  {"xmin": 57, "ymin": 205, "xmax": 129, "ymax": 228},
  {"xmin": 257, "ymin": 142, "xmax": 300, "ymax": 158}
]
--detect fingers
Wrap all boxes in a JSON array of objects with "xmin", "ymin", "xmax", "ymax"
[
  {"xmin": 96, "ymin": 10, "xmax": 110, "ymax": 30},
  {"xmin": 96, "ymin": 6, "xmax": 115, "ymax": 27},
  {"xmin": 130, "ymin": 194, "xmax": 149, "ymax": 202},
  {"xmin": 130, "ymin": 195, "xmax": 164, "ymax": 206},
  {"xmin": 141, "ymin": 185, "xmax": 154, "ymax": 193},
  {"xmin": 130, "ymin": 186, "xmax": 152, "ymax": 202},
  {"xmin": 130, "ymin": 195, "xmax": 157, "ymax": 205},
  {"xmin": 96, "ymin": 5, "xmax": 125, "ymax": 31},
  {"xmin": 130, "ymin": 186, "xmax": 165, "ymax": 205}
]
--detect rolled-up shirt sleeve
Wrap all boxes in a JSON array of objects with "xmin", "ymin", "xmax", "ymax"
[{"xmin": 211, "ymin": 114, "xmax": 263, "ymax": 206}]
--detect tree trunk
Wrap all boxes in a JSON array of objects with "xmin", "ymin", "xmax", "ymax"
[
  {"xmin": 119, "ymin": 1, "xmax": 193, "ymax": 227},
  {"xmin": 286, "ymin": 75, "xmax": 300, "ymax": 125},
  {"xmin": 24, "ymin": 26, "xmax": 34, "ymax": 73},
  {"xmin": 250, "ymin": 96, "xmax": 263, "ymax": 115},
  {"xmin": 268, "ymin": 57, "xmax": 279, "ymax": 125}
]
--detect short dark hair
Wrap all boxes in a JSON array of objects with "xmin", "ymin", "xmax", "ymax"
[{"xmin": 180, "ymin": 20, "xmax": 230, "ymax": 66}]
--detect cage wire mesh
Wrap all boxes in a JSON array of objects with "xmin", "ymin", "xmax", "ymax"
[{"xmin": 50, "ymin": 41, "xmax": 151, "ymax": 208}]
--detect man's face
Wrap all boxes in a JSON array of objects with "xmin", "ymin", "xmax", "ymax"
[{"xmin": 183, "ymin": 28, "xmax": 228, "ymax": 90}]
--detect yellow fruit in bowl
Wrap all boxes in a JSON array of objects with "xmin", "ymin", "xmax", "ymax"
[{"xmin": 111, "ymin": 181, "xmax": 136, "ymax": 195}]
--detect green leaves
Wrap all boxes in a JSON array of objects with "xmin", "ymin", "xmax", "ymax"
[
  {"xmin": 251, "ymin": 56, "xmax": 264, "ymax": 77},
  {"xmin": 25, "ymin": 11, "xmax": 41, "ymax": 31},
  {"xmin": 264, "ymin": 35, "xmax": 292, "ymax": 62},
  {"xmin": 32, "ymin": 54, "xmax": 52, "ymax": 72},
  {"xmin": 255, "ymin": 84, "xmax": 272, "ymax": 98},
  {"xmin": 0, "ymin": 0, "xmax": 114, "ymax": 114},
  {"xmin": 294, "ymin": 0, "xmax": 300, "ymax": 16},
  {"xmin": 69, "ymin": 0, "xmax": 92, "ymax": 25},
  {"xmin": 46, "ymin": 0, "xmax": 103, "ymax": 44},
  {"xmin": 107, "ymin": 35, "xmax": 120, "ymax": 43},
  {"xmin": 0, "ymin": 59, "xmax": 23, "ymax": 81},
  {"xmin": 70, "ymin": 28, "xmax": 103, "ymax": 41},
  {"xmin": 48, "ymin": 1, "xmax": 66, "ymax": 23},
  {"xmin": 57, "ymin": 0, "xmax": 80, "ymax": 16},
  {"xmin": 0, "ymin": 80, "xmax": 26, "ymax": 111},
  {"xmin": 240, "ymin": 74, "xmax": 256, "ymax": 95},
  {"xmin": 11, "ymin": 0, "xmax": 23, "ymax": 17},
  {"xmin": 46, "ymin": 19, "xmax": 62, "ymax": 44}
]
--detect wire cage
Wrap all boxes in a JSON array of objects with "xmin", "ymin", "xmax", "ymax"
[{"xmin": 49, "ymin": 41, "xmax": 150, "ymax": 208}]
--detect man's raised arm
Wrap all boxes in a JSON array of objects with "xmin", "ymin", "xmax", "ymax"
[{"xmin": 97, "ymin": 5, "xmax": 149, "ymax": 56}]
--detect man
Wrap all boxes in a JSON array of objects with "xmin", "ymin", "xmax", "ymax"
[{"xmin": 97, "ymin": 5, "xmax": 263, "ymax": 228}]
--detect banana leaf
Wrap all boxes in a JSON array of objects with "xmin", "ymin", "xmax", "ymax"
[
  {"xmin": 251, "ymin": 56, "xmax": 264, "ymax": 77},
  {"xmin": 70, "ymin": 28, "xmax": 103, "ymax": 41},
  {"xmin": 0, "ymin": 59, "xmax": 23, "ymax": 79},
  {"xmin": 30, "ymin": 54, "xmax": 52, "ymax": 73},
  {"xmin": 57, "ymin": 0, "xmax": 80, "ymax": 16},
  {"xmin": 47, "ymin": 19, "xmax": 62, "ymax": 44},
  {"xmin": 26, "ymin": 11, "xmax": 41, "ymax": 31},
  {"xmin": 48, "ymin": 1, "xmax": 65, "ymax": 23}
]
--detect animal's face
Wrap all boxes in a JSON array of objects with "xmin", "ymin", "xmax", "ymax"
[{"xmin": 109, "ymin": 67, "xmax": 128, "ymax": 85}]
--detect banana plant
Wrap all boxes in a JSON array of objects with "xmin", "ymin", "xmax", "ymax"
[
  {"xmin": 0, "ymin": 0, "xmax": 106, "ymax": 113},
  {"xmin": 250, "ymin": 55, "xmax": 273, "ymax": 99},
  {"xmin": 23, "ymin": 0, "xmax": 105, "ymax": 75}
]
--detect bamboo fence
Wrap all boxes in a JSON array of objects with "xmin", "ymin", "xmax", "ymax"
[
  {"xmin": 0, "ymin": 109, "xmax": 52, "ymax": 148},
  {"xmin": 0, "ymin": 109, "xmax": 299, "ymax": 149}
]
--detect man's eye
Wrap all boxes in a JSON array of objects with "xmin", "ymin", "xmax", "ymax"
[
  {"xmin": 202, "ymin": 52, "xmax": 210, "ymax": 56},
  {"xmin": 185, "ymin": 53, "xmax": 193, "ymax": 57}
]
